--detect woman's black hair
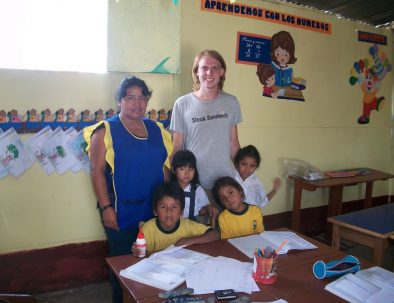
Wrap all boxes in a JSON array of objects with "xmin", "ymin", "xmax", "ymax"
[
  {"xmin": 211, "ymin": 176, "xmax": 245, "ymax": 208},
  {"xmin": 115, "ymin": 76, "xmax": 152, "ymax": 103},
  {"xmin": 152, "ymin": 182, "xmax": 185, "ymax": 211},
  {"xmin": 170, "ymin": 150, "xmax": 200, "ymax": 185},
  {"xmin": 234, "ymin": 145, "xmax": 261, "ymax": 168}
]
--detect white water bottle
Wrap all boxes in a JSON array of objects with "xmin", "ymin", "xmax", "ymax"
[{"xmin": 135, "ymin": 231, "xmax": 146, "ymax": 258}]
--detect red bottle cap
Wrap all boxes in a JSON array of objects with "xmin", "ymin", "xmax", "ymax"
[{"xmin": 137, "ymin": 231, "xmax": 144, "ymax": 239}]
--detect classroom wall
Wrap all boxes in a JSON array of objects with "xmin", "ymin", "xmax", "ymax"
[
  {"xmin": 1, "ymin": 0, "xmax": 393, "ymax": 254},
  {"xmin": 180, "ymin": 0, "xmax": 393, "ymax": 216}
]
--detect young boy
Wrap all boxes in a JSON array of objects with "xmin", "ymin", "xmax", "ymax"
[{"xmin": 133, "ymin": 183, "xmax": 219, "ymax": 254}]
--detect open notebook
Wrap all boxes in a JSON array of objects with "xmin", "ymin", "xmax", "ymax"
[
  {"xmin": 325, "ymin": 266, "xmax": 394, "ymax": 303},
  {"xmin": 227, "ymin": 231, "xmax": 317, "ymax": 258},
  {"xmin": 119, "ymin": 246, "xmax": 210, "ymax": 291}
]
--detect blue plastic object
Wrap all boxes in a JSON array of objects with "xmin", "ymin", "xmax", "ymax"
[{"xmin": 312, "ymin": 255, "xmax": 360, "ymax": 279}]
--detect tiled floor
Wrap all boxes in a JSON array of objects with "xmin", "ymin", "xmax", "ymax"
[
  {"xmin": 35, "ymin": 281, "xmax": 112, "ymax": 303},
  {"xmin": 34, "ymin": 235, "xmax": 394, "ymax": 303}
]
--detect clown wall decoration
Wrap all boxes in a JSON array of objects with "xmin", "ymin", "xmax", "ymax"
[{"xmin": 349, "ymin": 44, "xmax": 391, "ymax": 124}]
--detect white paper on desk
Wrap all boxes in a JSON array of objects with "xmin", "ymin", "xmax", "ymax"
[
  {"xmin": 355, "ymin": 266, "xmax": 394, "ymax": 291},
  {"xmin": 151, "ymin": 245, "xmax": 210, "ymax": 266},
  {"xmin": 185, "ymin": 256, "xmax": 259, "ymax": 295},
  {"xmin": 120, "ymin": 257, "xmax": 186, "ymax": 291},
  {"xmin": 325, "ymin": 272, "xmax": 394, "ymax": 303},
  {"xmin": 228, "ymin": 231, "xmax": 317, "ymax": 258},
  {"xmin": 120, "ymin": 247, "xmax": 210, "ymax": 291}
]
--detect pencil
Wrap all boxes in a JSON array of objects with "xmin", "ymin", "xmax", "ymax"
[{"xmin": 275, "ymin": 239, "xmax": 288, "ymax": 254}]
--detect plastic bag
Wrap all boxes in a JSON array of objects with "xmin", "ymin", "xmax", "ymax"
[{"xmin": 279, "ymin": 158, "xmax": 324, "ymax": 181}]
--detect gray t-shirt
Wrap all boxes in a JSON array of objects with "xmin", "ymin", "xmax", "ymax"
[{"xmin": 170, "ymin": 92, "xmax": 243, "ymax": 189}]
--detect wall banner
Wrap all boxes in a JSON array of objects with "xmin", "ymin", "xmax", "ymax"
[
  {"xmin": 358, "ymin": 31, "xmax": 387, "ymax": 45},
  {"xmin": 201, "ymin": 0, "xmax": 332, "ymax": 35}
]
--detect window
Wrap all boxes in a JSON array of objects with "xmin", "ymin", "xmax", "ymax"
[{"xmin": 0, "ymin": 0, "xmax": 107, "ymax": 73}]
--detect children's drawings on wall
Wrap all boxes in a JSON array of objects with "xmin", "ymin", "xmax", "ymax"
[
  {"xmin": 256, "ymin": 31, "xmax": 306, "ymax": 102},
  {"xmin": 349, "ymin": 44, "xmax": 392, "ymax": 124},
  {"xmin": 0, "ymin": 107, "xmax": 173, "ymax": 178},
  {"xmin": 0, "ymin": 128, "xmax": 34, "ymax": 177}
]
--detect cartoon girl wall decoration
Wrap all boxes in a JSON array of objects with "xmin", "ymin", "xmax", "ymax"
[
  {"xmin": 257, "ymin": 31, "xmax": 306, "ymax": 101},
  {"xmin": 349, "ymin": 44, "xmax": 391, "ymax": 124},
  {"xmin": 270, "ymin": 31, "xmax": 297, "ymax": 87}
]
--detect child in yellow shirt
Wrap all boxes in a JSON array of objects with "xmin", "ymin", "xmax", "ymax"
[
  {"xmin": 212, "ymin": 176, "xmax": 264, "ymax": 239},
  {"xmin": 132, "ymin": 182, "xmax": 219, "ymax": 254}
]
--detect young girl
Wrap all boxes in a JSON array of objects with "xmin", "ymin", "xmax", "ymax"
[
  {"xmin": 234, "ymin": 145, "xmax": 281, "ymax": 210},
  {"xmin": 170, "ymin": 150, "xmax": 219, "ymax": 224},
  {"xmin": 212, "ymin": 176, "xmax": 264, "ymax": 239}
]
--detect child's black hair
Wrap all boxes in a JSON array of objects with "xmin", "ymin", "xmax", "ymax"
[
  {"xmin": 152, "ymin": 182, "xmax": 185, "ymax": 211},
  {"xmin": 170, "ymin": 150, "xmax": 200, "ymax": 185},
  {"xmin": 211, "ymin": 176, "xmax": 245, "ymax": 208},
  {"xmin": 234, "ymin": 145, "xmax": 261, "ymax": 168}
]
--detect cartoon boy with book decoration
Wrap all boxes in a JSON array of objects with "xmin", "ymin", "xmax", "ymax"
[{"xmin": 349, "ymin": 44, "xmax": 391, "ymax": 124}]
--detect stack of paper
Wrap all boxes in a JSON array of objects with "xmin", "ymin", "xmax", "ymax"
[
  {"xmin": 185, "ymin": 256, "xmax": 259, "ymax": 294},
  {"xmin": 119, "ymin": 246, "xmax": 209, "ymax": 291},
  {"xmin": 228, "ymin": 231, "xmax": 317, "ymax": 258},
  {"xmin": 325, "ymin": 266, "xmax": 394, "ymax": 303}
]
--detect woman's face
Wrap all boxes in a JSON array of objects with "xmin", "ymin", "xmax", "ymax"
[
  {"xmin": 119, "ymin": 86, "xmax": 148, "ymax": 120},
  {"xmin": 275, "ymin": 47, "xmax": 290, "ymax": 67}
]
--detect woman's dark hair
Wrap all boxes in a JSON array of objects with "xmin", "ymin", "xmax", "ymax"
[
  {"xmin": 170, "ymin": 150, "xmax": 200, "ymax": 185},
  {"xmin": 270, "ymin": 31, "xmax": 297, "ymax": 65},
  {"xmin": 115, "ymin": 76, "xmax": 152, "ymax": 103},
  {"xmin": 234, "ymin": 145, "xmax": 261, "ymax": 168},
  {"xmin": 152, "ymin": 182, "xmax": 185, "ymax": 211},
  {"xmin": 212, "ymin": 176, "xmax": 245, "ymax": 208}
]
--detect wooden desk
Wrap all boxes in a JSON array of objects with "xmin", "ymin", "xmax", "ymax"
[
  {"xmin": 289, "ymin": 168, "xmax": 394, "ymax": 234},
  {"xmin": 106, "ymin": 233, "xmax": 372, "ymax": 303},
  {"xmin": 328, "ymin": 203, "xmax": 394, "ymax": 266}
]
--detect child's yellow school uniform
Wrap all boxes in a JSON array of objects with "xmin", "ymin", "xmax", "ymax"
[
  {"xmin": 142, "ymin": 217, "xmax": 211, "ymax": 252},
  {"xmin": 219, "ymin": 204, "xmax": 264, "ymax": 239}
]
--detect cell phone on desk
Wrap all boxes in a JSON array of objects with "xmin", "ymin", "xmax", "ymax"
[{"xmin": 215, "ymin": 289, "xmax": 237, "ymax": 300}]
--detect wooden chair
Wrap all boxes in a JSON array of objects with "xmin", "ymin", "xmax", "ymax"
[{"xmin": 0, "ymin": 294, "xmax": 37, "ymax": 303}]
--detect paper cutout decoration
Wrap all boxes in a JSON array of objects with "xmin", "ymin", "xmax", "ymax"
[
  {"xmin": 66, "ymin": 129, "xmax": 90, "ymax": 173},
  {"xmin": 256, "ymin": 31, "xmax": 306, "ymax": 101},
  {"xmin": 349, "ymin": 44, "xmax": 392, "ymax": 124},
  {"xmin": 0, "ymin": 128, "xmax": 8, "ymax": 179},
  {"xmin": 25, "ymin": 126, "xmax": 55, "ymax": 175},
  {"xmin": 42, "ymin": 127, "xmax": 79, "ymax": 174},
  {"xmin": 0, "ymin": 128, "xmax": 34, "ymax": 177}
]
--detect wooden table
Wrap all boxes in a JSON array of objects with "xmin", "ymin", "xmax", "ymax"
[
  {"xmin": 328, "ymin": 203, "xmax": 394, "ymax": 266},
  {"xmin": 289, "ymin": 168, "xmax": 394, "ymax": 234},
  {"xmin": 106, "ymin": 232, "xmax": 372, "ymax": 303}
]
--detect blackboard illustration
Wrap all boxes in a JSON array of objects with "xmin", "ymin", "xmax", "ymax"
[
  {"xmin": 349, "ymin": 44, "xmax": 391, "ymax": 124},
  {"xmin": 256, "ymin": 31, "xmax": 306, "ymax": 101}
]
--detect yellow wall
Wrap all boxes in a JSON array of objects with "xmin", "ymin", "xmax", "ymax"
[
  {"xmin": 180, "ymin": 0, "xmax": 393, "ymax": 215},
  {"xmin": 0, "ymin": 70, "xmax": 180, "ymax": 253},
  {"xmin": 0, "ymin": 0, "xmax": 393, "ymax": 254}
]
